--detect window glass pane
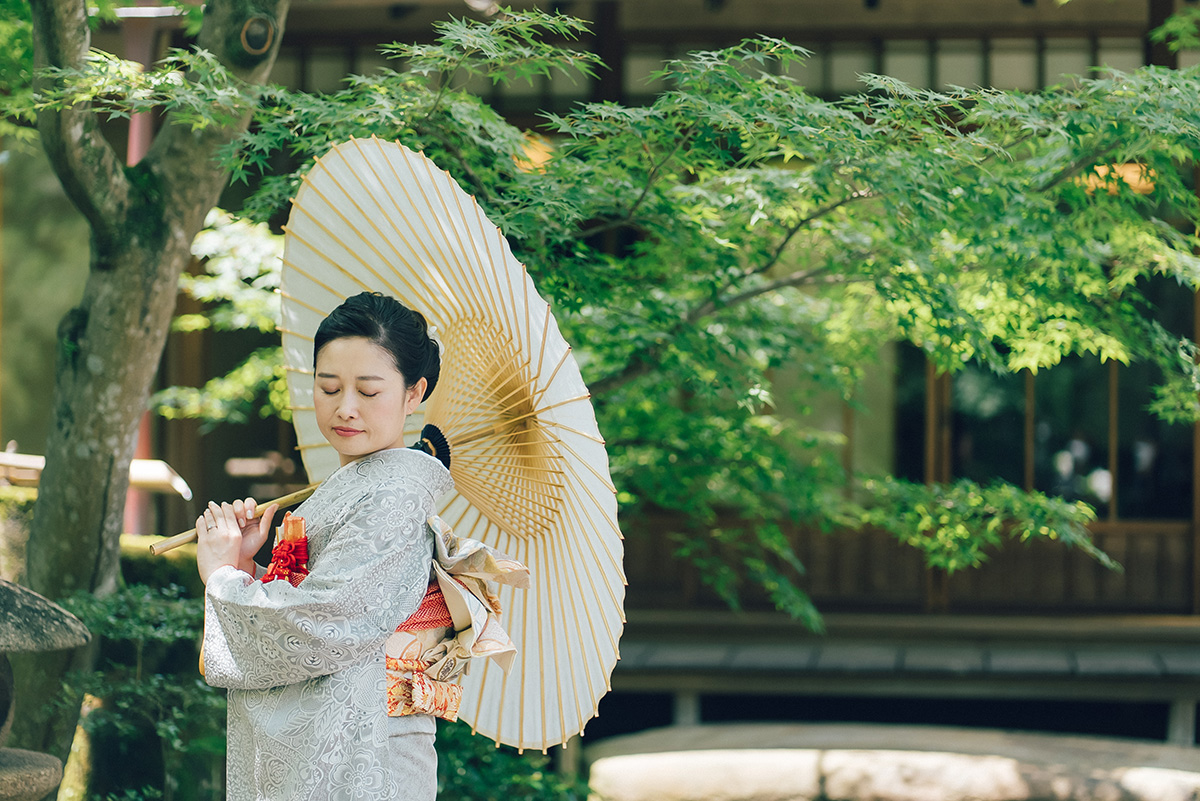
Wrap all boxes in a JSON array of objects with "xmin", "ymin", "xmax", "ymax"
[
  {"xmin": 1097, "ymin": 36, "xmax": 1142, "ymax": 73},
  {"xmin": 354, "ymin": 49, "xmax": 391, "ymax": 79},
  {"xmin": 936, "ymin": 39, "xmax": 983, "ymax": 89},
  {"xmin": 1116, "ymin": 363, "xmax": 1192, "ymax": 519},
  {"xmin": 1043, "ymin": 37, "xmax": 1090, "ymax": 88},
  {"xmin": 307, "ymin": 48, "xmax": 349, "ymax": 93},
  {"xmin": 783, "ymin": 44, "xmax": 824, "ymax": 93},
  {"xmin": 271, "ymin": 50, "xmax": 302, "ymax": 90},
  {"xmin": 1116, "ymin": 277, "xmax": 1194, "ymax": 520},
  {"xmin": 625, "ymin": 48, "xmax": 669, "ymax": 98},
  {"xmin": 448, "ymin": 72, "xmax": 493, "ymax": 98},
  {"xmin": 1034, "ymin": 356, "xmax": 1111, "ymax": 517},
  {"xmin": 950, "ymin": 364, "xmax": 1025, "ymax": 486},
  {"xmin": 989, "ymin": 38, "xmax": 1037, "ymax": 90},
  {"xmin": 548, "ymin": 67, "xmax": 589, "ymax": 102},
  {"xmin": 829, "ymin": 43, "xmax": 874, "ymax": 94},
  {"xmin": 496, "ymin": 74, "xmax": 541, "ymax": 101},
  {"xmin": 893, "ymin": 343, "xmax": 927, "ymax": 483},
  {"xmin": 882, "ymin": 40, "xmax": 928, "ymax": 88}
]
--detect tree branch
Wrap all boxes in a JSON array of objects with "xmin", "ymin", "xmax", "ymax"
[
  {"xmin": 1036, "ymin": 141, "xmax": 1122, "ymax": 193},
  {"xmin": 589, "ymin": 193, "xmax": 868, "ymax": 398},
  {"xmin": 149, "ymin": 0, "xmax": 292, "ymax": 240},
  {"xmin": 575, "ymin": 125, "xmax": 694, "ymax": 240},
  {"xmin": 412, "ymin": 121, "xmax": 493, "ymax": 204},
  {"xmin": 588, "ymin": 264, "xmax": 848, "ymax": 398},
  {"xmin": 30, "ymin": 0, "xmax": 130, "ymax": 251},
  {"xmin": 749, "ymin": 191, "xmax": 872, "ymax": 279}
]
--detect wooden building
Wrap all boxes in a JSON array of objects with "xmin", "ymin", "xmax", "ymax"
[{"xmin": 5, "ymin": 0, "xmax": 1200, "ymax": 750}]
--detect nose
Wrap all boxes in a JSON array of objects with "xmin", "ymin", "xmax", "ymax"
[{"xmin": 336, "ymin": 395, "xmax": 359, "ymax": 420}]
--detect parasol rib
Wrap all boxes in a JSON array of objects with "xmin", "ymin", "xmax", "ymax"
[
  {"xmin": 451, "ymin": 396, "xmax": 592, "ymax": 447},
  {"xmin": 545, "ymin": 531, "xmax": 596, "ymax": 736},
  {"xmin": 561, "ymin": 490, "xmax": 628, "ymax": 621},
  {"xmin": 285, "ymin": 211, "xmax": 391, "ymax": 296},
  {"xmin": 295, "ymin": 179, "xmax": 407, "ymax": 299},
  {"xmin": 345, "ymin": 139, "xmax": 469, "ymax": 321},
  {"xmin": 278, "ymin": 288, "xmax": 329, "ymax": 317}
]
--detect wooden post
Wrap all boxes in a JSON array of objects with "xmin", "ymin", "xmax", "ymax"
[
  {"xmin": 1167, "ymin": 697, "xmax": 1197, "ymax": 747},
  {"xmin": 923, "ymin": 362, "xmax": 952, "ymax": 612},
  {"xmin": 842, "ymin": 401, "xmax": 854, "ymax": 499},
  {"xmin": 1024, "ymin": 370, "xmax": 1035, "ymax": 491},
  {"xmin": 555, "ymin": 736, "xmax": 581, "ymax": 779},
  {"xmin": 1107, "ymin": 360, "xmax": 1119, "ymax": 522},
  {"xmin": 673, "ymin": 691, "xmax": 701, "ymax": 726},
  {"xmin": 1193, "ymin": 288, "xmax": 1200, "ymax": 614},
  {"xmin": 924, "ymin": 360, "xmax": 938, "ymax": 485}
]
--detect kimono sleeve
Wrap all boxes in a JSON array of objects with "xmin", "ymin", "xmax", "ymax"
[{"xmin": 201, "ymin": 477, "xmax": 433, "ymax": 691}]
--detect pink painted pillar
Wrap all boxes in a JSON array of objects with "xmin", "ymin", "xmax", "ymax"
[{"xmin": 121, "ymin": 5, "xmax": 161, "ymax": 535}]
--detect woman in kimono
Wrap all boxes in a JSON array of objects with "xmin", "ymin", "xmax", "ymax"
[{"xmin": 195, "ymin": 292, "xmax": 450, "ymax": 801}]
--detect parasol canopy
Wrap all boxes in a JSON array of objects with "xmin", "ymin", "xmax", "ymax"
[{"xmin": 280, "ymin": 136, "xmax": 625, "ymax": 751}]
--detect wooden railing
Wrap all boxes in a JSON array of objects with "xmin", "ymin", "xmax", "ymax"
[{"xmin": 622, "ymin": 518, "xmax": 1198, "ymax": 616}]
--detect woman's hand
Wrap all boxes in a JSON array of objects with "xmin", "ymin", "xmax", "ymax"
[{"xmin": 196, "ymin": 498, "xmax": 279, "ymax": 585}]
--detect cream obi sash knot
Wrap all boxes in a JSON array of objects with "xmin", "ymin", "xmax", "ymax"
[{"xmin": 386, "ymin": 515, "xmax": 530, "ymax": 720}]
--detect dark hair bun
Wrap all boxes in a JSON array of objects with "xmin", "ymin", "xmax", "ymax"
[{"xmin": 313, "ymin": 292, "xmax": 440, "ymax": 400}]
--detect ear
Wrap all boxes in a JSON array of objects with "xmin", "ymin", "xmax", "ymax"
[{"xmin": 405, "ymin": 377, "xmax": 427, "ymax": 414}]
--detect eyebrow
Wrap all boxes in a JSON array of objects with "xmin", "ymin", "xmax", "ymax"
[{"xmin": 316, "ymin": 373, "xmax": 386, "ymax": 381}]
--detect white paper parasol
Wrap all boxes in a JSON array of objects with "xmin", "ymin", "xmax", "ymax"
[{"xmin": 279, "ymin": 136, "xmax": 625, "ymax": 751}]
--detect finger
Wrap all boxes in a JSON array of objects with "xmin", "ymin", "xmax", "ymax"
[
  {"xmin": 206, "ymin": 502, "xmax": 225, "ymax": 532},
  {"xmin": 244, "ymin": 497, "xmax": 258, "ymax": 519},
  {"xmin": 232, "ymin": 498, "xmax": 246, "ymax": 526},
  {"xmin": 257, "ymin": 503, "xmax": 280, "ymax": 540},
  {"xmin": 199, "ymin": 507, "xmax": 219, "ymax": 539}
]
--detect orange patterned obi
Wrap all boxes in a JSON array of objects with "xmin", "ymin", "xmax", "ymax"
[
  {"xmin": 385, "ymin": 655, "xmax": 463, "ymax": 720},
  {"xmin": 397, "ymin": 581, "xmax": 453, "ymax": 631},
  {"xmin": 387, "ymin": 580, "xmax": 462, "ymax": 720}
]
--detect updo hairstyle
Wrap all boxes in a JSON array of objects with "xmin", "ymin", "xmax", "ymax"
[{"xmin": 313, "ymin": 292, "xmax": 440, "ymax": 401}]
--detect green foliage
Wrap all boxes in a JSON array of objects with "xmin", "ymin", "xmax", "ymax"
[
  {"xmin": 57, "ymin": 585, "xmax": 225, "ymax": 801},
  {"xmin": 389, "ymin": 11, "xmax": 600, "ymax": 86},
  {"xmin": 0, "ymin": 484, "xmax": 38, "ymax": 518},
  {"xmin": 0, "ymin": 0, "xmax": 35, "ymax": 142},
  {"xmin": 436, "ymin": 721, "xmax": 588, "ymax": 801},
  {"xmin": 0, "ymin": 485, "xmax": 37, "ymax": 580},
  {"xmin": 32, "ymin": 8, "xmax": 1200, "ymax": 625},
  {"xmin": 36, "ymin": 47, "xmax": 263, "ymax": 130},
  {"xmin": 151, "ymin": 209, "xmax": 288, "ymax": 428},
  {"xmin": 153, "ymin": 345, "xmax": 287, "ymax": 428},
  {"xmin": 846, "ymin": 478, "xmax": 1108, "ymax": 573},
  {"xmin": 1151, "ymin": 7, "xmax": 1200, "ymax": 52}
]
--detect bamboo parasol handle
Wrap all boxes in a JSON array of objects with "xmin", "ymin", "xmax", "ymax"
[{"xmin": 148, "ymin": 484, "xmax": 319, "ymax": 556}]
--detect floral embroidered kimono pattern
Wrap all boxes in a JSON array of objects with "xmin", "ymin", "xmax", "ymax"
[{"xmin": 203, "ymin": 449, "xmax": 451, "ymax": 801}]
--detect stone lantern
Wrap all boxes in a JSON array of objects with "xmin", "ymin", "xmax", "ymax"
[{"xmin": 0, "ymin": 579, "xmax": 90, "ymax": 801}]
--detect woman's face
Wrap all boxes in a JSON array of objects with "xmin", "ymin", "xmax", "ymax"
[{"xmin": 314, "ymin": 336, "xmax": 426, "ymax": 466}]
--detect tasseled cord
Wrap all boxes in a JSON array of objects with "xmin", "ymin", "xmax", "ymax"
[{"xmin": 410, "ymin": 423, "xmax": 451, "ymax": 469}]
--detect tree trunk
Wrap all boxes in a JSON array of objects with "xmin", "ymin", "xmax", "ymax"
[{"xmin": 14, "ymin": 0, "xmax": 290, "ymax": 759}]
